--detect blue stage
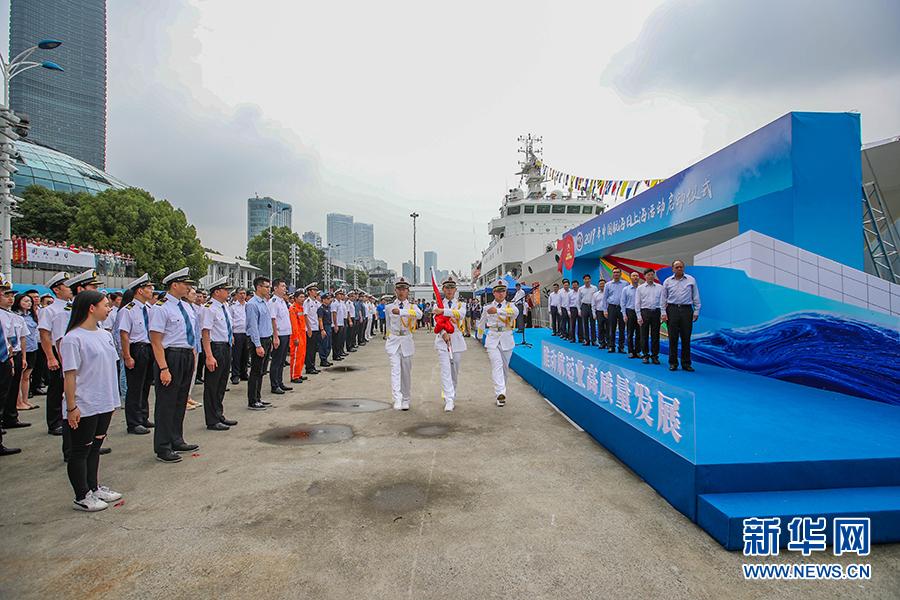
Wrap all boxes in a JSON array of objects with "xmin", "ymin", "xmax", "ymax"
[{"xmin": 511, "ymin": 328, "xmax": 900, "ymax": 550}]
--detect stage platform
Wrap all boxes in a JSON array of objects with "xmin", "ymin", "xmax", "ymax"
[{"xmin": 510, "ymin": 328, "xmax": 900, "ymax": 550}]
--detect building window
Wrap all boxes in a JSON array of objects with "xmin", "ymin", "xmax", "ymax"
[
  {"xmin": 524, "ymin": 205, "xmax": 535, "ymax": 214},
  {"xmin": 567, "ymin": 206, "xmax": 581, "ymax": 214},
  {"xmin": 536, "ymin": 205, "xmax": 551, "ymax": 213},
  {"xmin": 506, "ymin": 206, "xmax": 521, "ymax": 215},
  {"xmin": 552, "ymin": 205, "xmax": 566, "ymax": 214},
  {"xmin": 582, "ymin": 206, "xmax": 593, "ymax": 214}
]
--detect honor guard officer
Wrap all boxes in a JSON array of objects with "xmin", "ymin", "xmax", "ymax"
[
  {"xmin": 39, "ymin": 271, "xmax": 72, "ymax": 436},
  {"xmin": 199, "ymin": 277, "xmax": 238, "ymax": 431},
  {"xmin": 432, "ymin": 275, "xmax": 467, "ymax": 412},
  {"xmin": 384, "ymin": 277, "xmax": 422, "ymax": 410},
  {"xmin": 117, "ymin": 273, "xmax": 157, "ymax": 435},
  {"xmin": 149, "ymin": 267, "xmax": 200, "ymax": 463},
  {"xmin": 477, "ymin": 278, "xmax": 519, "ymax": 406},
  {"xmin": 302, "ymin": 282, "xmax": 321, "ymax": 374}
]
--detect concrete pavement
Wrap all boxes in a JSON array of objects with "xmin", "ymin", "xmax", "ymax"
[{"xmin": 0, "ymin": 331, "xmax": 897, "ymax": 599}]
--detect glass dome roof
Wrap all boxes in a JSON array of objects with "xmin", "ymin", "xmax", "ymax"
[{"xmin": 11, "ymin": 141, "xmax": 128, "ymax": 195}]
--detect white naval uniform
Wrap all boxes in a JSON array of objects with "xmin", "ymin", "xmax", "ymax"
[
  {"xmin": 433, "ymin": 298, "xmax": 467, "ymax": 406},
  {"xmin": 384, "ymin": 299, "xmax": 423, "ymax": 408},
  {"xmin": 478, "ymin": 299, "xmax": 519, "ymax": 398}
]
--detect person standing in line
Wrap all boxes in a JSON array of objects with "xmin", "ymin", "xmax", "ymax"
[
  {"xmin": 288, "ymin": 290, "xmax": 307, "ymax": 384},
  {"xmin": 317, "ymin": 293, "xmax": 334, "ymax": 367},
  {"xmin": 14, "ymin": 293, "xmax": 40, "ymax": 411},
  {"xmin": 548, "ymin": 283, "xmax": 560, "ymax": 337},
  {"xmin": 184, "ymin": 287, "xmax": 203, "ymax": 411},
  {"xmin": 558, "ymin": 279, "xmax": 571, "ymax": 340},
  {"xmin": 229, "ymin": 288, "xmax": 249, "ymax": 386},
  {"xmin": 25, "ymin": 289, "xmax": 47, "ymax": 400},
  {"xmin": 244, "ymin": 276, "xmax": 274, "ymax": 411},
  {"xmin": 0, "ymin": 295, "xmax": 19, "ymax": 454},
  {"xmin": 636, "ymin": 268, "xmax": 663, "ymax": 365},
  {"xmin": 330, "ymin": 289, "xmax": 345, "ymax": 361},
  {"xmin": 432, "ymin": 275, "xmax": 466, "ymax": 412},
  {"xmin": 623, "ymin": 272, "xmax": 643, "ymax": 359},
  {"xmin": 603, "ymin": 268, "xmax": 629, "ymax": 354},
  {"xmin": 477, "ymin": 279, "xmax": 519, "ymax": 407},
  {"xmin": 199, "ymin": 277, "xmax": 238, "ymax": 431},
  {"xmin": 384, "ymin": 277, "xmax": 422, "ymax": 411},
  {"xmin": 267, "ymin": 279, "xmax": 291, "ymax": 395},
  {"xmin": 346, "ymin": 291, "xmax": 358, "ymax": 352},
  {"xmin": 117, "ymin": 273, "xmax": 157, "ymax": 435},
  {"xmin": 592, "ymin": 279, "xmax": 608, "ymax": 350},
  {"xmin": 568, "ymin": 280, "xmax": 581, "ymax": 344},
  {"xmin": 60, "ymin": 290, "xmax": 122, "ymax": 510},
  {"xmin": 377, "ymin": 297, "xmax": 387, "ymax": 339},
  {"xmin": 0, "ymin": 283, "xmax": 27, "ymax": 431},
  {"xmin": 661, "ymin": 260, "xmax": 701, "ymax": 372},
  {"xmin": 302, "ymin": 283, "xmax": 322, "ymax": 374},
  {"xmin": 39, "ymin": 272, "xmax": 72, "ymax": 437},
  {"xmin": 579, "ymin": 274, "xmax": 598, "ymax": 347},
  {"xmin": 511, "ymin": 282, "xmax": 526, "ymax": 333}
]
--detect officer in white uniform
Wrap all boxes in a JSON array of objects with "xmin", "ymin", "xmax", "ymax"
[
  {"xmin": 384, "ymin": 277, "xmax": 422, "ymax": 410},
  {"xmin": 39, "ymin": 271, "xmax": 72, "ymax": 436},
  {"xmin": 117, "ymin": 273, "xmax": 156, "ymax": 435},
  {"xmin": 199, "ymin": 277, "xmax": 237, "ymax": 431},
  {"xmin": 478, "ymin": 278, "xmax": 519, "ymax": 406},
  {"xmin": 431, "ymin": 275, "xmax": 467, "ymax": 412},
  {"xmin": 302, "ymin": 282, "xmax": 321, "ymax": 374}
]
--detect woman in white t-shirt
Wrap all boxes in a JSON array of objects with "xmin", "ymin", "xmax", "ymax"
[{"xmin": 60, "ymin": 290, "xmax": 123, "ymax": 512}]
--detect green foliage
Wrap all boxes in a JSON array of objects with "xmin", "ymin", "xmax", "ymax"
[
  {"xmin": 346, "ymin": 268, "xmax": 369, "ymax": 287},
  {"xmin": 11, "ymin": 185, "xmax": 87, "ymax": 241},
  {"xmin": 247, "ymin": 227, "xmax": 324, "ymax": 287}
]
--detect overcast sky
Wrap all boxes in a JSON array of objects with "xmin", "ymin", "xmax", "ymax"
[{"xmin": 3, "ymin": 0, "xmax": 899, "ymax": 276}]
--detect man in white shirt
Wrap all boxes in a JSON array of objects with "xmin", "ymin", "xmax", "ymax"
[
  {"xmin": 568, "ymin": 280, "xmax": 581, "ymax": 343},
  {"xmin": 635, "ymin": 268, "xmax": 664, "ymax": 365},
  {"xmin": 592, "ymin": 280, "xmax": 608, "ymax": 350},
  {"xmin": 548, "ymin": 283, "xmax": 561, "ymax": 337},
  {"xmin": 39, "ymin": 272, "xmax": 73, "ymax": 436},
  {"xmin": 302, "ymin": 283, "xmax": 322, "ymax": 374},
  {"xmin": 511, "ymin": 282, "xmax": 526, "ymax": 333},
  {"xmin": 558, "ymin": 280, "xmax": 571, "ymax": 340},
  {"xmin": 267, "ymin": 279, "xmax": 292, "ymax": 394},
  {"xmin": 578, "ymin": 274, "xmax": 598, "ymax": 347},
  {"xmin": 230, "ymin": 288, "xmax": 249, "ymax": 385}
]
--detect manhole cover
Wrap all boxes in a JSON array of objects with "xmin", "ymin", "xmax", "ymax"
[
  {"xmin": 327, "ymin": 365, "xmax": 366, "ymax": 372},
  {"xmin": 411, "ymin": 425, "xmax": 449, "ymax": 437},
  {"xmin": 301, "ymin": 399, "xmax": 390, "ymax": 413},
  {"xmin": 259, "ymin": 425, "xmax": 353, "ymax": 445},
  {"xmin": 371, "ymin": 484, "xmax": 427, "ymax": 512}
]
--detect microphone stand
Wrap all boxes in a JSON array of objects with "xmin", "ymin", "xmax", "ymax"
[{"xmin": 515, "ymin": 298, "xmax": 532, "ymax": 348}]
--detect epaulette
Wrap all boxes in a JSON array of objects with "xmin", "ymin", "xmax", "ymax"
[
  {"xmin": 64, "ymin": 305, "xmax": 72, "ymax": 311},
  {"xmin": 125, "ymin": 301, "xmax": 135, "ymax": 309},
  {"xmin": 156, "ymin": 300, "xmax": 166, "ymax": 306},
  {"xmin": 203, "ymin": 301, "xmax": 213, "ymax": 307}
]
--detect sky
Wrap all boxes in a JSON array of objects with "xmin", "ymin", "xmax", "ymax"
[{"xmin": 2, "ymin": 0, "xmax": 899, "ymax": 277}]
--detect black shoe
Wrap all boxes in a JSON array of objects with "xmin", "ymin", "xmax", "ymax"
[
  {"xmin": 582, "ymin": 342, "xmax": 591, "ymax": 347},
  {"xmin": 157, "ymin": 450, "xmax": 182, "ymax": 463},
  {"xmin": 0, "ymin": 429, "xmax": 5, "ymax": 435},
  {"xmin": 618, "ymin": 348, "xmax": 626, "ymax": 354},
  {"xmin": 607, "ymin": 349, "xmax": 616, "ymax": 353},
  {"xmin": 270, "ymin": 388, "xmax": 285, "ymax": 395},
  {"xmin": 240, "ymin": 376, "xmax": 249, "ymax": 381},
  {"xmin": 143, "ymin": 421, "xmax": 155, "ymax": 428},
  {"xmin": 195, "ymin": 378, "xmax": 203, "ymax": 384},
  {"xmin": 283, "ymin": 361, "xmax": 290, "ymax": 367},
  {"xmin": 231, "ymin": 378, "xmax": 240, "ymax": 385},
  {"xmin": 290, "ymin": 378, "xmax": 305, "ymax": 384},
  {"xmin": 333, "ymin": 357, "xmax": 344, "ymax": 361},
  {"xmin": 3, "ymin": 421, "xmax": 30, "ymax": 429},
  {"xmin": 319, "ymin": 362, "xmax": 333, "ymax": 367},
  {"xmin": 128, "ymin": 425, "xmax": 151, "ymax": 435},
  {"xmin": 280, "ymin": 385, "xmax": 293, "ymax": 391},
  {"xmin": 248, "ymin": 402, "xmax": 268, "ymax": 411},
  {"xmin": 591, "ymin": 342, "xmax": 599, "ymax": 347},
  {"xmin": 221, "ymin": 419, "xmax": 238, "ymax": 426},
  {"xmin": 173, "ymin": 443, "xmax": 198, "ymax": 453},
  {"xmin": 0, "ymin": 444, "xmax": 21, "ymax": 455},
  {"xmin": 683, "ymin": 366, "xmax": 695, "ymax": 372},
  {"xmin": 49, "ymin": 426, "xmax": 63, "ymax": 436},
  {"xmin": 642, "ymin": 357, "xmax": 650, "ymax": 364},
  {"xmin": 651, "ymin": 358, "xmax": 661, "ymax": 365},
  {"xmin": 33, "ymin": 387, "xmax": 47, "ymax": 395},
  {"xmin": 99, "ymin": 447, "xmax": 111, "ymax": 455},
  {"xmin": 348, "ymin": 348, "xmax": 357, "ymax": 352},
  {"xmin": 628, "ymin": 353, "xmax": 637, "ymax": 359},
  {"xmin": 224, "ymin": 388, "xmax": 231, "ymax": 392},
  {"xmin": 307, "ymin": 369, "xmax": 320, "ymax": 374},
  {"xmin": 669, "ymin": 365, "xmax": 678, "ymax": 371},
  {"xmin": 207, "ymin": 422, "xmax": 230, "ymax": 431}
]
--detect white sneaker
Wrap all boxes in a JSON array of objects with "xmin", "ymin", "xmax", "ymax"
[
  {"xmin": 496, "ymin": 394, "xmax": 506, "ymax": 407},
  {"xmin": 444, "ymin": 400, "xmax": 454, "ymax": 412},
  {"xmin": 73, "ymin": 491, "xmax": 108, "ymax": 512},
  {"xmin": 393, "ymin": 399, "xmax": 402, "ymax": 410},
  {"xmin": 401, "ymin": 400, "xmax": 410, "ymax": 411},
  {"xmin": 92, "ymin": 486, "xmax": 122, "ymax": 502}
]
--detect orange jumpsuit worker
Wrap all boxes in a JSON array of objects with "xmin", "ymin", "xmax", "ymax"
[{"xmin": 289, "ymin": 291, "xmax": 307, "ymax": 383}]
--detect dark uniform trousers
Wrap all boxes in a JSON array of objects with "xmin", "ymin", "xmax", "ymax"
[
  {"xmin": 29, "ymin": 347, "xmax": 46, "ymax": 395},
  {"xmin": 595, "ymin": 310, "xmax": 608, "ymax": 348},
  {"xmin": 318, "ymin": 329, "xmax": 332, "ymax": 363},
  {"xmin": 332, "ymin": 326, "xmax": 344, "ymax": 360},
  {"xmin": 153, "ymin": 348, "xmax": 194, "ymax": 455},
  {"xmin": 666, "ymin": 304, "xmax": 694, "ymax": 368},
  {"xmin": 626, "ymin": 308, "xmax": 642, "ymax": 355},
  {"xmin": 345, "ymin": 319, "xmax": 355, "ymax": 351},
  {"xmin": 124, "ymin": 342, "xmax": 154, "ymax": 431},
  {"xmin": 46, "ymin": 349, "xmax": 64, "ymax": 432},
  {"xmin": 305, "ymin": 330, "xmax": 319, "ymax": 370},
  {"xmin": 607, "ymin": 304, "xmax": 626, "ymax": 349},
  {"xmin": 580, "ymin": 303, "xmax": 596, "ymax": 344},
  {"xmin": 558, "ymin": 305, "xmax": 569, "ymax": 339},
  {"xmin": 550, "ymin": 306, "xmax": 559, "ymax": 335},
  {"xmin": 204, "ymin": 342, "xmax": 231, "ymax": 426},
  {"xmin": 269, "ymin": 334, "xmax": 290, "ymax": 391},
  {"xmin": 231, "ymin": 333, "xmax": 249, "ymax": 380},
  {"xmin": 2, "ymin": 353, "xmax": 23, "ymax": 426},
  {"xmin": 0, "ymin": 358, "xmax": 14, "ymax": 427},
  {"xmin": 640, "ymin": 308, "xmax": 661, "ymax": 359},
  {"xmin": 248, "ymin": 336, "xmax": 272, "ymax": 404},
  {"xmin": 358, "ymin": 319, "xmax": 367, "ymax": 344},
  {"xmin": 568, "ymin": 307, "xmax": 581, "ymax": 342}
]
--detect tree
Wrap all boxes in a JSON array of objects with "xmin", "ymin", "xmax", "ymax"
[
  {"xmin": 67, "ymin": 188, "xmax": 208, "ymax": 283},
  {"xmin": 11, "ymin": 185, "xmax": 87, "ymax": 241},
  {"xmin": 246, "ymin": 227, "xmax": 324, "ymax": 286},
  {"xmin": 346, "ymin": 268, "xmax": 369, "ymax": 287}
]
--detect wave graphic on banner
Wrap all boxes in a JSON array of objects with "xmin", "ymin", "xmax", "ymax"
[{"xmin": 691, "ymin": 312, "xmax": 900, "ymax": 406}]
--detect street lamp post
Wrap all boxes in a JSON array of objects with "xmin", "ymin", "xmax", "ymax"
[
  {"xmin": 325, "ymin": 244, "xmax": 340, "ymax": 291},
  {"xmin": 0, "ymin": 39, "xmax": 63, "ymax": 282},
  {"xmin": 410, "ymin": 212, "xmax": 419, "ymax": 285},
  {"xmin": 267, "ymin": 203, "xmax": 289, "ymax": 280}
]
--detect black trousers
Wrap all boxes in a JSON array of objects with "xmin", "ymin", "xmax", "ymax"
[
  {"xmin": 333, "ymin": 327, "xmax": 344, "ymax": 360},
  {"xmin": 153, "ymin": 348, "xmax": 194, "ymax": 455},
  {"xmin": 204, "ymin": 342, "xmax": 231, "ymax": 426},
  {"xmin": 379, "ymin": 318, "xmax": 385, "ymax": 333},
  {"xmin": 515, "ymin": 301, "xmax": 525, "ymax": 332},
  {"xmin": 67, "ymin": 410, "xmax": 112, "ymax": 501},
  {"xmin": 558, "ymin": 306, "xmax": 569, "ymax": 338},
  {"xmin": 231, "ymin": 333, "xmax": 249, "ymax": 381},
  {"xmin": 640, "ymin": 308, "xmax": 661, "ymax": 359},
  {"xmin": 346, "ymin": 320, "xmax": 355, "ymax": 351},
  {"xmin": 196, "ymin": 351, "xmax": 205, "ymax": 382},
  {"xmin": 305, "ymin": 330, "xmax": 320, "ymax": 370},
  {"xmin": 607, "ymin": 304, "xmax": 626, "ymax": 349},
  {"xmin": 1, "ymin": 353, "xmax": 23, "ymax": 426},
  {"xmin": 626, "ymin": 309, "xmax": 642, "ymax": 355},
  {"xmin": 550, "ymin": 307, "xmax": 559, "ymax": 335},
  {"xmin": 580, "ymin": 303, "xmax": 596, "ymax": 344},
  {"xmin": 124, "ymin": 342, "xmax": 154, "ymax": 431},
  {"xmin": 248, "ymin": 337, "xmax": 272, "ymax": 404},
  {"xmin": 46, "ymin": 349, "xmax": 64, "ymax": 432},
  {"xmin": 29, "ymin": 347, "xmax": 46, "ymax": 394},
  {"xmin": 568, "ymin": 307, "xmax": 580, "ymax": 342},
  {"xmin": 595, "ymin": 311, "xmax": 608, "ymax": 348},
  {"xmin": 318, "ymin": 329, "xmax": 331, "ymax": 362},
  {"xmin": 666, "ymin": 305, "xmax": 694, "ymax": 368},
  {"xmin": 358, "ymin": 320, "xmax": 367, "ymax": 344},
  {"xmin": 269, "ymin": 334, "xmax": 289, "ymax": 391},
  {"xmin": 0, "ymin": 358, "xmax": 14, "ymax": 428}
]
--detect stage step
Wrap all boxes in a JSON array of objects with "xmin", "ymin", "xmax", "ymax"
[{"xmin": 697, "ymin": 486, "xmax": 900, "ymax": 551}]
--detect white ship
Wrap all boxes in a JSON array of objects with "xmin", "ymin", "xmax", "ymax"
[{"xmin": 474, "ymin": 135, "xmax": 618, "ymax": 289}]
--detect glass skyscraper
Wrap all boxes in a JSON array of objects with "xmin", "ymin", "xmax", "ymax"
[
  {"xmin": 247, "ymin": 196, "xmax": 292, "ymax": 242},
  {"xmin": 9, "ymin": 0, "xmax": 108, "ymax": 170}
]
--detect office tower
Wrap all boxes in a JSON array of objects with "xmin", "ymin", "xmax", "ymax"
[
  {"xmin": 402, "ymin": 260, "xmax": 420, "ymax": 284},
  {"xmin": 354, "ymin": 222, "xmax": 374, "ymax": 262},
  {"xmin": 9, "ymin": 0, "xmax": 108, "ymax": 169},
  {"xmin": 302, "ymin": 231, "xmax": 322, "ymax": 249},
  {"xmin": 326, "ymin": 213, "xmax": 355, "ymax": 263},
  {"xmin": 424, "ymin": 251, "xmax": 437, "ymax": 277},
  {"xmin": 247, "ymin": 196, "xmax": 292, "ymax": 242}
]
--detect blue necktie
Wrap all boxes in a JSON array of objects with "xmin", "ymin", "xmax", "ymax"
[
  {"xmin": 0, "ymin": 318, "xmax": 8, "ymax": 363},
  {"xmin": 142, "ymin": 304, "xmax": 149, "ymax": 332},
  {"xmin": 222, "ymin": 305, "xmax": 232, "ymax": 344},
  {"xmin": 177, "ymin": 301, "xmax": 195, "ymax": 347}
]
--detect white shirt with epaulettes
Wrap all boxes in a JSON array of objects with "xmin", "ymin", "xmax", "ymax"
[
  {"xmin": 384, "ymin": 299, "xmax": 423, "ymax": 357},
  {"xmin": 433, "ymin": 298, "xmax": 467, "ymax": 352},
  {"xmin": 477, "ymin": 300, "xmax": 519, "ymax": 351}
]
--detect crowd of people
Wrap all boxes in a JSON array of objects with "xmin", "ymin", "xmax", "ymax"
[{"xmin": 11, "ymin": 236, "xmax": 137, "ymax": 277}]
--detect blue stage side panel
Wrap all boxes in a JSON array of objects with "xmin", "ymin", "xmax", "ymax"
[{"xmin": 510, "ymin": 353, "xmax": 698, "ymax": 521}]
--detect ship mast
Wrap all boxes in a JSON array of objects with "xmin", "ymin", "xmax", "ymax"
[{"xmin": 517, "ymin": 134, "xmax": 545, "ymax": 199}]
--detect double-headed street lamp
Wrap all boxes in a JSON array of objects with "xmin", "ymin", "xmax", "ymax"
[
  {"xmin": 410, "ymin": 212, "xmax": 419, "ymax": 285},
  {"xmin": 0, "ymin": 39, "xmax": 64, "ymax": 281}
]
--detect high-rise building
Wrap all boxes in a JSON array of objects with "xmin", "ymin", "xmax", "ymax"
[
  {"xmin": 402, "ymin": 260, "xmax": 420, "ymax": 284},
  {"xmin": 327, "ymin": 213, "xmax": 355, "ymax": 263},
  {"xmin": 423, "ymin": 251, "xmax": 437, "ymax": 278},
  {"xmin": 302, "ymin": 231, "xmax": 322, "ymax": 249},
  {"xmin": 247, "ymin": 196, "xmax": 292, "ymax": 242},
  {"xmin": 9, "ymin": 0, "xmax": 108, "ymax": 170},
  {"xmin": 354, "ymin": 222, "xmax": 374, "ymax": 262}
]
